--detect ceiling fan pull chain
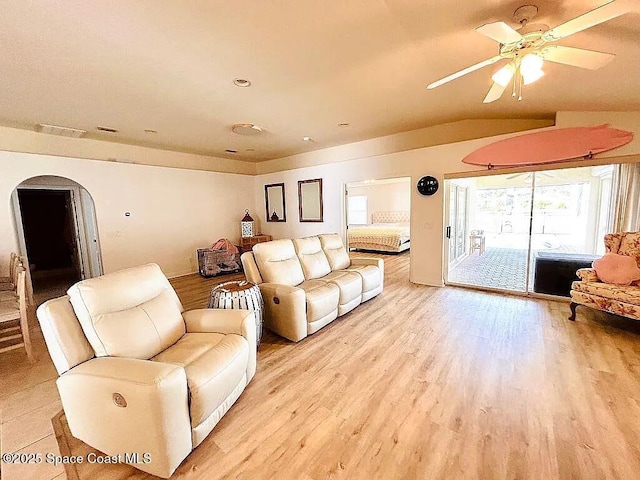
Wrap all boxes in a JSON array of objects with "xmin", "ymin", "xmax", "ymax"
[{"xmin": 518, "ymin": 66, "xmax": 523, "ymax": 101}]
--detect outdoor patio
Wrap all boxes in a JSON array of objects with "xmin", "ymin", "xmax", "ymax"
[
  {"xmin": 448, "ymin": 247, "xmax": 529, "ymax": 291},
  {"xmin": 447, "ymin": 234, "xmax": 584, "ymax": 292},
  {"xmin": 446, "ymin": 166, "xmax": 612, "ymax": 293}
]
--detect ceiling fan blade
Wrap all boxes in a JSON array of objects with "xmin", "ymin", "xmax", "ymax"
[
  {"xmin": 541, "ymin": 45, "xmax": 615, "ymax": 70},
  {"xmin": 476, "ymin": 22, "xmax": 523, "ymax": 44},
  {"xmin": 543, "ymin": 0, "xmax": 633, "ymax": 41},
  {"xmin": 427, "ymin": 55, "xmax": 503, "ymax": 89},
  {"xmin": 483, "ymin": 82, "xmax": 507, "ymax": 103}
]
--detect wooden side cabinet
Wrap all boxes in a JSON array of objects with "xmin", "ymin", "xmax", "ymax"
[{"xmin": 240, "ymin": 235, "xmax": 272, "ymax": 253}]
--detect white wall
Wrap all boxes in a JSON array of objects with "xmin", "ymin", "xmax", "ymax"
[
  {"xmin": 252, "ymin": 135, "xmax": 495, "ymax": 287},
  {"xmin": 348, "ymin": 179, "xmax": 411, "ymax": 224},
  {"xmin": 0, "ymin": 151, "xmax": 253, "ymax": 277},
  {"xmin": 253, "ymin": 111, "xmax": 640, "ymax": 287},
  {"xmin": 2, "ymin": 111, "xmax": 636, "ymax": 285}
]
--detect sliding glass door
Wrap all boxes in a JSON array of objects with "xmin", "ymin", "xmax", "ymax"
[
  {"xmin": 446, "ymin": 174, "xmax": 532, "ymax": 292},
  {"xmin": 445, "ymin": 165, "xmax": 615, "ymax": 296}
]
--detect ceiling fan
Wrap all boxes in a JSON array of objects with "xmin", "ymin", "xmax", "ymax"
[{"xmin": 426, "ymin": 0, "xmax": 635, "ymax": 103}]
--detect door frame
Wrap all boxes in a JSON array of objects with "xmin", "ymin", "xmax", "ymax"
[
  {"xmin": 343, "ymin": 176, "xmax": 413, "ymax": 252},
  {"xmin": 443, "ymin": 181, "xmax": 470, "ymax": 283},
  {"xmin": 11, "ymin": 183, "xmax": 103, "ymax": 287},
  {"xmin": 443, "ymin": 164, "xmax": 617, "ymax": 298}
]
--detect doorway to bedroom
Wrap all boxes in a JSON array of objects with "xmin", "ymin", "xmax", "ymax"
[
  {"xmin": 345, "ymin": 177, "xmax": 412, "ymax": 256},
  {"xmin": 444, "ymin": 164, "xmax": 616, "ymax": 295}
]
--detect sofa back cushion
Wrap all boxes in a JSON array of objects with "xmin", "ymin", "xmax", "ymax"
[
  {"xmin": 319, "ymin": 234, "xmax": 351, "ymax": 271},
  {"xmin": 604, "ymin": 233, "xmax": 623, "ymax": 255},
  {"xmin": 67, "ymin": 263, "xmax": 186, "ymax": 359},
  {"xmin": 253, "ymin": 239, "xmax": 305, "ymax": 286},
  {"xmin": 293, "ymin": 237, "xmax": 331, "ymax": 280},
  {"xmin": 618, "ymin": 232, "xmax": 640, "ymax": 267}
]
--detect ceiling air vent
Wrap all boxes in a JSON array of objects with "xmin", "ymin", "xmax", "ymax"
[
  {"xmin": 36, "ymin": 124, "xmax": 87, "ymax": 138},
  {"xmin": 96, "ymin": 126, "xmax": 118, "ymax": 133}
]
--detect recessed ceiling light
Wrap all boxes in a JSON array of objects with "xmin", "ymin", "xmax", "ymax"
[
  {"xmin": 231, "ymin": 123, "xmax": 264, "ymax": 136},
  {"xmin": 303, "ymin": 136, "xmax": 313, "ymax": 142},
  {"xmin": 338, "ymin": 122, "xmax": 350, "ymax": 127},
  {"xmin": 225, "ymin": 149, "xmax": 238, "ymax": 154},
  {"xmin": 144, "ymin": 129, "xmax": 158, "ymax": 134},
  {"xmin": 233, "ymin": 78, "xmax": 251, "ymax": 87},
  {"xmin": 96, "ymin": 126, "xmax": 118, "ymax": 133}
]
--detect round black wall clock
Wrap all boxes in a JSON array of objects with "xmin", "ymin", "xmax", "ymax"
[{"xmin": 417, "ymin": 176, "xmax": 439, "ymax": 196}]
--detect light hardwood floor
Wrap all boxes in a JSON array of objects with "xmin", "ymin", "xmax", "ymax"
[{"xmin": 2, "ymin": 252, "xmax": 640, "ymax": 479}]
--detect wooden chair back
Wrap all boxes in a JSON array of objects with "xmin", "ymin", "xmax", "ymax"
[{"xmin": 0, "ymin": 266, "xmax": 33, "ymax": 361}]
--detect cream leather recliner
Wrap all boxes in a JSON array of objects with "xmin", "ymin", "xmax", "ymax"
[
  {"xmin": 36, "ymin": 263, "xmax": 256, "ymax": 478},
  {"xmin": 241, "ymin": 234, "xmax": 383, "ymax": 342}
]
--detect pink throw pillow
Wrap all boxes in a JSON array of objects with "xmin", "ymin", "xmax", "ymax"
[{"xmin": 592, "ymin": 253, "xmax": 640, "ymax": 286}]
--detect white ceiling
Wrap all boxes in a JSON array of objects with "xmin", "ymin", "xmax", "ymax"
[{"xmin": 1, "ymin": 1, "xmax": 639, "ymax": 162}]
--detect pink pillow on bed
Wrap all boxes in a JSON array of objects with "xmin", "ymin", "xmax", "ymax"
[{"xmin": 592, "ymin": 253, "xmax": 640, "ymax": 286}]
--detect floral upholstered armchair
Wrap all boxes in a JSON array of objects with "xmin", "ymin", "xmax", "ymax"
[{"xmin": 569, "ymin": 232, "xmax": 640, "ymax": 321}]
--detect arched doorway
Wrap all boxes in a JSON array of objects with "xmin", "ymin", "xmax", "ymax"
[{"xmin": 11, "ymin": 175, "xmax": 102, "ymax": 304}]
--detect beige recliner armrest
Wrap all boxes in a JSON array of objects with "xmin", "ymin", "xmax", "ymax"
[
  {"xmin": 351, "ymin": 257, "xmax": 384, "ymax": 269},
  {"xmin": 57, "ymin": 357, "xmax": 192, "ymax": 479},
  {"xmin": 183, "ymin": 309, "xmax": 257, "ymax": 381},
  {"xmin": 576, "ymin": 267, "xmax": 599, "ymax": 283},
  {"xmin": 351, "ymin": 257, "xmax": 385, "ymax": 285},
  {"xmin": 258, "ymin": 283, "xmax": 307, "ymax": 342}
]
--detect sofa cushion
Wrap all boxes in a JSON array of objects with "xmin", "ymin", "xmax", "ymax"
[
  {"xmin": 253, "ymin": 240, "xmax": 305, "ymax": 286},
  {"xmin": 570, "ymin": 290, "xmax": 640, "ymax": 321},
  {"xmin": 293, "ymin": 237, "xmax": 331, "ymax": 280},
  {"xmin": 593, "ymin": 253, "xmax": 640, "ymax": 286},
  {"xmin": 346, "ymin": 265, "xmax": 381, "ymax": 293},
  {"xmin": 67, "ymin": 263, "xmax": 185, "ymax": 359},
  {"xmin": 299, "ymin": 280, "xmax": 339, "ymax": 323},
  {"xmin": 319, "ymin": 234, "xmax": 351, "ymax": 270},
  {"xmin": 321, "ymin": 270, "xmax": 362, "ymax": 306},
  {"xmin": 571, "ymin": 281, "xmax": 640, "ymax": 305},
  {"xmin": 152, "ymin": 332, "xmax": 249, "ymax": 427}
]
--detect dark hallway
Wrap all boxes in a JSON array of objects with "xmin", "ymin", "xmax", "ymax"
[{"xmin": 17, "ymin": 189, "xmax": 81, "ymax": 302}]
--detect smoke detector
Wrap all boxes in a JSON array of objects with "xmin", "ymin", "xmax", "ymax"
[
  {"xmin": 231, "ymin": 123, "xmax": 264, "ymax": 136},
  {"xmin": 36, "ymin": 124, "xmax": 87, "ymax": 138}
]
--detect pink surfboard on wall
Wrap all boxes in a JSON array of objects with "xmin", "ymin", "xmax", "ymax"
[{"xmin": 462, "ymin": 125, "xmax": 634, "ymax": 168}]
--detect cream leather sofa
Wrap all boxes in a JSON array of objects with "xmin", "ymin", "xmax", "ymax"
[
  {"xmin": 36, "ymin": 263, "xmax": 256, "ymax": 478},
  {"xmin": 241, "ymin": 233, "xmax": 383, "ymax": 342}
]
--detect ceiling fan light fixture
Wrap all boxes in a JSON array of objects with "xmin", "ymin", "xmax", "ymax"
[
  {"xmin": 491, "ymin": 64, "xmax": 515, "ymax": 87},
  {"xmin": 523, "ymin": 68, "xmax": 545, "ymax": 85},
  {"xmin": 521, "ymin": 53, "xmax": 544, "ymax": 75}
]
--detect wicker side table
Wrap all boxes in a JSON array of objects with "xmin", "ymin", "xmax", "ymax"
[{"xmin": 207, "ymin": 281, "xmax": 264, "ymax": 347}]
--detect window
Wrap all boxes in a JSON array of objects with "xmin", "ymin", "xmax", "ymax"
[{"xmin": 347, "ymin": 195, "xmax": 367, "ymax": 225}]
